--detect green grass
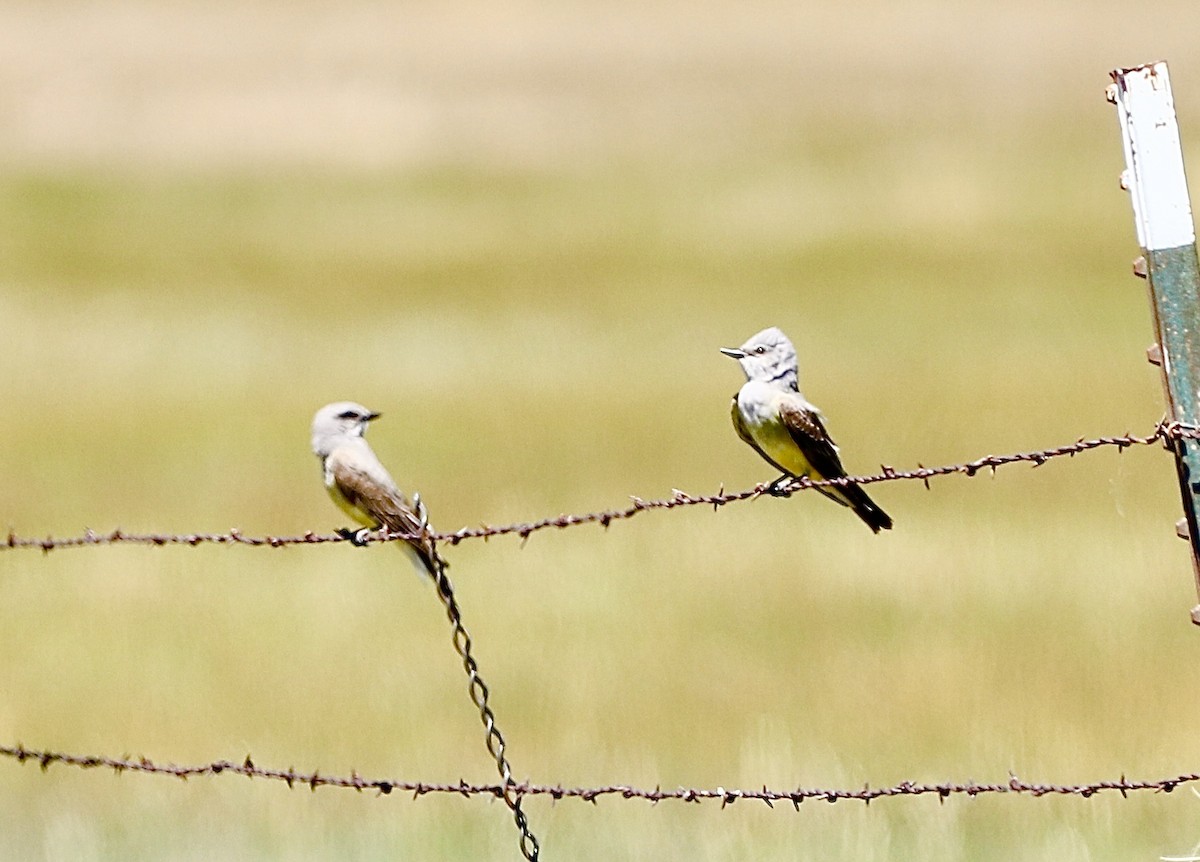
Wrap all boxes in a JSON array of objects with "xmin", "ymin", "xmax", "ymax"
[{"xmin": 5, "ymin": 3, "xmax": 1200, "ymax": 859}]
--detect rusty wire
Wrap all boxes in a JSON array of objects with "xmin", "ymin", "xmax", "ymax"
[
  {"xmin": 2, "ymin": 743, "xmax": 1195, "ymax": 807},
  {"xmin": 5, "ymin": 422, "xmax": 1200, "ymax": 847},
  {"xmin": 413, "ymin": 495, "xmax": 540, "ymax": 860},
  {"xmin": 4, "ymin": 422, "xmax": 1195, "ymax": 555}
]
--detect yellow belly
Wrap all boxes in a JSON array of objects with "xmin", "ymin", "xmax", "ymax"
[
  {"xmin": 749, "ymin": 415, "xmax": 818, "ymax": 479},
  {"xmin": 326, "ymin": 479, "xmax": 378, "ymax": 528},
  {"xmin": 743, "ymin": 409, "xmax": 855, "ymax": 509}
]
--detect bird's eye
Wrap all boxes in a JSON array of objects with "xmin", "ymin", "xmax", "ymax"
[
  {"xmin": 754, "ymin": 346, "xmax": 767, "ymax": 355},
  {"xmin": 336, "ymin": 410, "xmax": 359, "ymax": 420}
]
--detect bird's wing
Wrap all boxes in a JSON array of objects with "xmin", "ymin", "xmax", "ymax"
[
  {"xmin": 778, "ymin": 397, "xmax": 893, "ymax": 532},
  {"xmin": 328, "ymin": 446, "xmax": 439, "ymax": 573},
  {"xmin": 777, "ymin": 398, "xmax": 850, "ymax": 481}
]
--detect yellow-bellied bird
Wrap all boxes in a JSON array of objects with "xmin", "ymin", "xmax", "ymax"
[{"xmin": 721, "ymin": 327, "xmax": 892, "ymax": 533}]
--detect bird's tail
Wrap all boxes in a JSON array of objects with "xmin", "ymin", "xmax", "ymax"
[
  {"xmin": 382, "ymin": 501, "xmax": 447, "ymax": 578},
  {"xmin": 819, "ymin": 483, "xmax": 893, "ymax": 534}
]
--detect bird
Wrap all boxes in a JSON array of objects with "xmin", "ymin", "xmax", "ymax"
[
  {"xmin": 310, "ymin": 401, "xmax": 440, "ymax": 574},
  {"xmin": 720, "ymin": 327, "xmax": 892, "ymax": 533}
]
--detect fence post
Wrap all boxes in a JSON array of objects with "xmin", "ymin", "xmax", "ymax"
[{"xmin": 1109, "ymin": 61, "xmax": 1200, "ymax": 624}]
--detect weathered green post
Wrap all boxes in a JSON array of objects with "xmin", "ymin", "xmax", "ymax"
[{"xmin": 1110, "ymin": 61, "xmax": 1200, "ymax": 624}]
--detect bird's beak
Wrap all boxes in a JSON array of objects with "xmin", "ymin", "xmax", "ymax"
[
  {"xmin": 719, "ymin": 347, "xmax": 746, "ymax": 360},
  {"xmin": 365, "ymin": 411, "xmax": 381, "ymax": 421}
]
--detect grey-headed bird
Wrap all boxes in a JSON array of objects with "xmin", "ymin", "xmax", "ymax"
[
  {"xmin": 311, "ymin": 401, "xmax": 440, "ymax": 574},
  {"xmin": 721, "ymin": 327, "xmax": 892, "ymax": 533}
]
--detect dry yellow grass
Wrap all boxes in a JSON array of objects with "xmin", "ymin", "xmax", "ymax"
[{"xmin": 4, "ymin": 2, "xmax": 1200, "ymax": 860}]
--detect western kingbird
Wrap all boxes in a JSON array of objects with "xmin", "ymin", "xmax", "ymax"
[
  {"xmin": 721, "ymin": 327, "xmax": 893, "ymax": 533},
  {"xmin": 311, "ymin": 401, "xmax": 440, "ymax": 574}
]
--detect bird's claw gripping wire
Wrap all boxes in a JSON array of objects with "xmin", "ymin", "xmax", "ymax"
[
  {"xmin": 335, "ymin": 527, "xmax": 373, "ymax": 547},
  {"xmin": 765, "ymin": 475, "xmax": 794, "ymax": 497}
]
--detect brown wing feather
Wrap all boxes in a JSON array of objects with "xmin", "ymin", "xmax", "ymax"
[
  {"xmin": 777, "ymin": 401, "xmax": 849, "ymax": 480},
  {"xmin": 777, "ymin": 401, "xmax": 893, "ymax": 533},
  {"xmin": 332, "ymin": 456, "xmax": 440, "ymax": 573}
]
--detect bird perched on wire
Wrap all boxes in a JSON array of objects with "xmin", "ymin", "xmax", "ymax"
[
  {"xmin": 311, "ymin": 401, "xmax": 441, "ymax": 574},
  {"xmin": 721, "ymin": 327, "xmax": 892, "ymax": 533}
]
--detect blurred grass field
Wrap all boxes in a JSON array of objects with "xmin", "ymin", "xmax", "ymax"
[{"xmin": 5, "ymin": 1, "xmax": 1200, "ymax": 859}]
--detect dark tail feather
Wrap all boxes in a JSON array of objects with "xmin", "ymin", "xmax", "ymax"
[{"xmin": 825, "ymin": 483, "xmax": 893, "ymax": 533}]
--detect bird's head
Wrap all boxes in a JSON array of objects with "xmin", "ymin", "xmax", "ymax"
[
  {"xmin": 311, "ymin": 401, "xmax": 381, "ymax": 457},
  {"xmin": 720, "ymin": 326, "xmax": 799, "ymax": 387}
]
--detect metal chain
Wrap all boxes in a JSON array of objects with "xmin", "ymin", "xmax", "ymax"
[{"xmin": 412, "ymin": 494, "xmax": 541, "ymax": 861}]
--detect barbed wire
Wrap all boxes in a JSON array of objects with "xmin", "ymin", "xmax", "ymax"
[
  {"xmin": 3, "ymin": 743, "xmax": 1195, "ymax": 807},
  {"xmin": 5, "ymin": 422, "xmax": 1196, "ymax": 555},
  {"xmin": 6, "ymin": 421, "xmax": 1200, "ymax": 855}
]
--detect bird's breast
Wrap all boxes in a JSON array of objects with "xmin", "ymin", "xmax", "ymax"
[
  {"xmin": 736, "ymin": 382, "xmax": 783, "ymax": 427},
  {"xmin": 736, "ymin": 384, "xmax": 815, "ymax": 477}
]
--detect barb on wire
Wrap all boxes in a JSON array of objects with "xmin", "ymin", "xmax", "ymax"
[
  {"xmin": 4, "ymin": 422, "xmax": 1196, "ymax": 555},
  {"xmin": 2, "ymin": 743, "xmax": 1195, "ymax": 807},
  {"xmin": 412, "ymin": 495, "xmax": 540, "ymax": 861}
]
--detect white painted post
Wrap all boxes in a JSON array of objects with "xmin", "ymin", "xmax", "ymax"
[{"xmin": 1109, "ymin": 61, "xmax": 1200, "ymax": 624}]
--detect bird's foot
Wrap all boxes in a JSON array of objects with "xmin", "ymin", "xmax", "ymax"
[
  {"xmin": 765, "ymin": 475, "xmax": 794, "ymax": 497},
  {"xmin": 336, "ymin": 527, "xmax": 373, "ymax": 547}
]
